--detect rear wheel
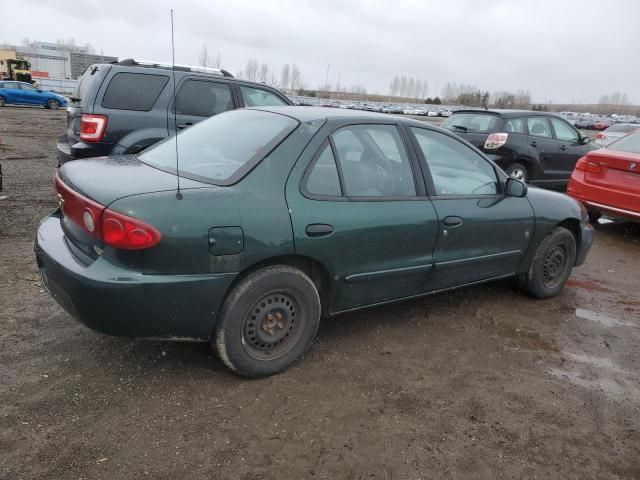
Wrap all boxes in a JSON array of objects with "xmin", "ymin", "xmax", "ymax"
[
  {"xmin": 505, "ymin": 162, "xmax": 528, "ymax": 183},
  {"xmin": 46, "ymin": 99, "xmax": 60, "ymax": 110},
  {"xmin": 214, "ymin": 265, "xmax": 321, "ymax": 378},
  {"xmin": 519, "ymin": 226, "xmax": 576, "ymax": 299},
  {"xmin": 0, "ymin": 96, "xmax": 5, "ymax": 107}
]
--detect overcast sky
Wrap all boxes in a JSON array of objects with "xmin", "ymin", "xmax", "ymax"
[{"xmin": 2, "ymin": 0, "xmax": 639, "ymax": 103}]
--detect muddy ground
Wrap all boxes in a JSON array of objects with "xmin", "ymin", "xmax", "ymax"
[{"xmin": 0, "ymin": 107, "xmax": 639, "ymax": 480}]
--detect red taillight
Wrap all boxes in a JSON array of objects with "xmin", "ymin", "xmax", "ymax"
[
  {"xmin": 101, "ymin": 209, "xmax": 162, "ymax": 250},
  {"xmin": 484, "ymin": 132, "xmax": 509, "ymax": 150},
  {"xmin": 596, "ymin": 133, "xmax": 606, "ymax": 139},
  {"xmin": 575, "ymin": 157, "xmax": 603, "ymax": 174},
  {"xmin": 79, "ymin": 114, "xmax": 108, "ymax": 142},
  {"xmin": 55, "ymin": 174, "xmax": 104, "ymax": 239}
]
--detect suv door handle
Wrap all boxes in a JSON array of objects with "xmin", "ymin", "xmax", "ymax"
[
  {"xmin": 305, "ymin": 224, "xmax": 334, "ymax": 237},
  {"xmin": 443, "ymin": 216, "xmax": 463, "ymax": 228},
  {"xmin": 559, "ymin": 145, "xmax": 567, "ymax": 150},
  {"xmin": 529, "ymin": 140, "xmax": 537, "ymax": 147},
  {"xmin": 177, "ymin": 123, "xmax": 193, "ymax": 130}
]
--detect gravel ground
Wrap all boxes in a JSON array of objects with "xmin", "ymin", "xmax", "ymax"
[{"xmin": 0, "ymin": 106, "xmax": 639, "ymax": 480}]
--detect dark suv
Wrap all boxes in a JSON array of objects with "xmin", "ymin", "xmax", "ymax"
[
  {"xmin": 442, "ymin": 109, "xmax": 597, "ymax": 187},
  {"xmin": 57, "ymin": 59, "xmax": 293, "ymax": 164}
]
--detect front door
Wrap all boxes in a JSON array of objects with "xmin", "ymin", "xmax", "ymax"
[
  {"xmin": 168, "ymin": 78, "xmax": 235, "ymax": 134},
  {"xmin": 408, "ymin": 127, "xmax": 535, "ymax": 290},
  {"xmin": 527, "ymin": 116, "xmax": 561, "ymax": 184},
  {"xmin": 286, "ymin": 123, "xmax": 440, "ymax": 312},
  {"xmin": 549, "ymin": 116, "xmax": 592, "ymax": 179}
]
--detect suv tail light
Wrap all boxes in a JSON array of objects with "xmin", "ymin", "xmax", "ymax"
[
  {"xmin": 575, "ymin": 157, "xmax": 603, "ymax": 174},
  {"xmin": 55, "ymin": 174, "xmax": 161, "ymax": 250},
  {"xmin": 596, "ymin": 133, "xmax": 606, "ymax": 139},
  {"xmin": 79, "ymin": 114, "xmax": 108, "ymax": 142},
  {"xmin": 484, "ymin": 133, "xmax": 509, "ymax": 150}
]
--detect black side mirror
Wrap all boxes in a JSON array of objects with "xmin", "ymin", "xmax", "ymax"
[
  {"xmin": 505, "ymin": 177, "xmax": 527, "ymax": 197},
  {"xmin": 580, "ymin": 134, "xmax": 590, "ymax": 145}
]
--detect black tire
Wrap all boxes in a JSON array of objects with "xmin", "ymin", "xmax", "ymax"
[
  {"xmin": 0, "ymin": 96, "xmax": 5, "ymax": 107},
  {"xmin": 46, "ymin": 98, "xmax": 60, "ymax": 110},
  {"xmin": 520, "ymin": 226, "xmax": 576, "ymax": 299},
  {"xmin": 214, "ymin": 265, "xmax": 321, "ymax": 378},
  {"xmin": 587, "ymin": 208, "xmax": 601, "ymax": 224},
  {"xmin": 505, "ymin": 162, "xmax": 528, "ymax": 183}
]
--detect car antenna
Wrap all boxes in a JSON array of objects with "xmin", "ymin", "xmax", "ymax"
[{"xmin": 170, "ymin": 9, "xmax": 183, "ymax": 200}]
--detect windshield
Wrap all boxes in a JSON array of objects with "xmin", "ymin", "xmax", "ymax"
[
  {"xmin": 442, "ymin": 113, "xmax": 502, "ymax": 133},
  {"xmin": 606, "ymin": 124, "xmax": 638, "ymax": 133},
  {"xmin": 138, "ymin": 109, "xmax": 298, "ymax": 185},
  {"xmin": 607, "ymin": 132, "xmax": 640, "ymax": 154}
]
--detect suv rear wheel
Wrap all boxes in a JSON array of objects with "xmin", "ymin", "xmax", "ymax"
[
  {"xmin": 506, "ymin": 162, "xmax": 528, "ymax": 183},
  {"xmin": 214, "ymin": 265, "xmax": 321, "ymax": 378}
]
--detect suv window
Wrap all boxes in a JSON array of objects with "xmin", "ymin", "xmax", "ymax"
[
  {"xmin": 442, "ymin": 113, "xmax": 502, "ymax": 133},
  {"xmin": 102, "ymin": 73, "xmax": 169, "ymax": 111},
  {"xmin": 504, "ymin": 117, "xmax": 526, "ymax": 134},
  {"xmin": 550, "ymin": 117, "xmax": 579, "ymax": 142},
  {"xmin": 332, "ymin": 125, "xmax": 416, "ymax": 197},
  {"xmin": 412, "ymin": 128, "xmax": 499, "ymax": 196},
  {"xmin": 305, "ymin": 143, "xmax": 342, "ymax": 197},
  {"xmin": 527, "ymin": 117, "xmax": 552, "ymax": 138},
  {"xmin": 240, "ymin": 85, "xmax": 288, "ymax": 107},
  {"xmin": 174, "ymin": 80, "xmax": 234, "ymax": 117}
]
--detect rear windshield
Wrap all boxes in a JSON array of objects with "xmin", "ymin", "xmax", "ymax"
[
  {"xmin": 607, "ymin": 132, "xmax": 640, "ymax": 154},
  {"xmin": 138, "ymin": 109, "xmax": 298, "ymax": 185},
  {"xmin": 606, "ymin": 124, "xmax": 638, "ymax": 133},
  {"xmin": 442, "ymin": 113, "xmax": 502, "ymax": 133},
  {"xmin": 102, "ymin": 72, "xmax": 169, "ymax": 111},
  {"xmin": 73, "ymin": 67, "xmax": 95, "ymax": 101}
]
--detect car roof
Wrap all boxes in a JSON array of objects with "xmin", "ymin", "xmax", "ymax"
[
  {"xmin": 452, "ymin": 108, "xmax": 559, "ymax": 118},
  {"xmin": 251, "ymin": 106, "xmax": 423, "ymax": 125}
]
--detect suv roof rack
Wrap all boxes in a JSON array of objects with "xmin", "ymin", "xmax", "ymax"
[{"xmin": 111, "ymin": 58, "xmax": 234, "ymax": 78}]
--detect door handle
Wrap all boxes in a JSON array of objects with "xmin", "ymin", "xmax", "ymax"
[
  {"xmin": 177, "ymin": 122, "xmax": 193, "ymax": 130},
  {"xmin": 529, "ymin": 141, "xmax": 537, "ymax": 147},
  {"xmin": 560, "ymin": 145, "xmax": 567, "ymax": 150},
  {"xmin": 443, "ymin": 216, "xmax": 463, "ymax": 228},
  {"xmin": 305, "ymin": 224, "xmax": 334, "ymax": 237}
]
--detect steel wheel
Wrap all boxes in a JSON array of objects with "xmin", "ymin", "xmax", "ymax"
[
  {"xmin": 0, "ymin": 96, "xmax": 5, "ymax": 107},
  {"xmin": 510, "ymin": 168, "xmax": 525, "ymax": 181},
  {"xmin": 506, "ymin": 163, "xmax": 528, "ymax": 183},
  {"xmin": 47, "ymin": 99, "xmax": 60, "ymax": 110},
  {"xmin": 542, "ymin": 244, "xmax": 568, "ymax": 289}
]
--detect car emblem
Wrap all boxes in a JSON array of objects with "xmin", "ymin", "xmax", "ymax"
[
  {"xmin": 57, "ymin": 193, "xmax": 65, "ymax": 211},
  {"xmin": 630, "ymin": 162, "xmax": 637, "ymax": 170}
]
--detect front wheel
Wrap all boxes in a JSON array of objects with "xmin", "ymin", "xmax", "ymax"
[
  {"xmin": 519, "ymin": 226, "xmax": 576, "ymax": 299},
  {"xmin": 505, "ymin": 162, "xmax": 528, "ymax": 183},
  {"xmin": 214, "ymin": 265, "xmax": 321, "ymax": 378},
  {"xmin": 46, "ymin": 99, "xmax": 60, "ymax": 110},
  {"xmin": 0, "ymin": 96, "xmax": 6, "ymax": 107}
]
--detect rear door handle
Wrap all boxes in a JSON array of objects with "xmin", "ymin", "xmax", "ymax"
[
  {"xmin": 560, "ymin": 145, "xmax": 567, "ymax": 150},
  {"xmin": 443, "ymin": 216, "xmax": 463, "ymax": 228},
  {"xmin": 530, "ymin": 141, "xmax": 537, "ymax": 147},
  {"xmin": 177, "ymin": 122, "xmax": 193, "ymax": 130},
  {"xmin": 305, "ymin": 224, "xmax": 334, "ymax": 237}
]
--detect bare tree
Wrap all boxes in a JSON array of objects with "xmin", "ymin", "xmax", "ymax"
[
  {"xmin": 259, "ymin": 63, "xmax": 269, "ymax": 83},
  {"xmin": 214, "ymin": 50, "xmax": 221, "ymax": 68},
  {"xmin": 280, "ymin": 64, "xmax": 291, "ymax": 93},
  {"xmin": 198, "ymin": 45, "xmax": 210, "ymax": 67},
  {"xmin": 399, "ymin": 76, "xmax": 408, "ymax": 97},
  {"xmin": 421, "ymin": 79, "xmax": 429, "ymax": 99},
  {"xmin": 244, "ymin": 58, "xmax": 259, "ymax": 81},
  {"xmin": 389, "ymin": 76, "xmax": 400, "ymax": 96},
  {"xmin": 291, "ymin": 64, "xmax": 301, "ymax": 93}
]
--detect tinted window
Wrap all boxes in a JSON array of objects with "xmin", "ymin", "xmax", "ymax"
[
  {"xmin": 412, "ymin": 128, "xmax": 498, "ymax": 196},
  {"xmin": 19, "ymin": 83, "xmax": 37, "ymax": 91},
  {"xmin": 305, "ymin": 143, "xmax": 341, "ymax": 196},
  {"xmin": 550, "ymin": 117, "xmax": 579, "ymax": 142},
  {"xmin": 607, "ymin": 132, "xmax": 640, "ymax": 154},
  {"xmin": 332, "ymin": 125, "xmax": 416, "ymax": 197},
  {"xmin": 504, "ymin": 117, "xmax": 526, "ymax": 134},
  {"xmin": 442, "ymin": 113, "xmax": 502, "ymax": 133},
  {"xmin": 527, "ymin": 117, "xmax": 552, "ymax": 138},
  {"xmin": 240, "ymin": 86, "xmax": 288, "ymax": 107},
  {"xmin": 73, "ymin": 67, "xmax": 94, "ymax": 101},
  {"xmin": 174, "ymin": 80, "xmax": 233, "ymax": 117},
  {"xmin": 2, "ymin": 82, "xmax": 19, "ymax": 90},
  {"xmin": 102, "ymin": 73, "xmax": 169, "ymax": 111},
  {"xmin": 138, "ymin": 109, "xmax": 297, "ymax": 184}
]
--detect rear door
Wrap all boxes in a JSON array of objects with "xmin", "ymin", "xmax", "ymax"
[
  {"xmin": 18, "ymin": 82, "xmax": 43, "ymax": 104},
  {"xmin": 549, "ymin": 116, "xmax": 591, "ymax": 179},
  {"xmin": 169, "ymin": 77, "xmax": 236, "ymax": 134},
  {"xmin": 286, "ymin": 122, "xmax": 439, "ymax": 312},
  {"xmin": 409, "ymin": 127, "xmax": 534, "ymax": 290},
  {"xmin": 2, "ymin": 82, "xmax": 23, "ymax": 104},
  {"xmin": 526, "ymin": 116, "xmax": 560, "ymax": 183}
]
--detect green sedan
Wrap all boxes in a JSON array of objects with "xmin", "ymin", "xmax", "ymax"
[{"xmin": 35, "ymin": 107, "xmax": 593, "ymax": 377}]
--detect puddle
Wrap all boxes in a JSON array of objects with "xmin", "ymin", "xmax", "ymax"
[
  {"xmin": 548, "ymin": 368, "xmax": 635, "ymax": 399},
  {"xmin": 563, "ymin": 352, "xmax": 628, "ymax": 374},
  {"xmin": 575, "ymin": 308, "xmax": 636, "ymax": 328}
]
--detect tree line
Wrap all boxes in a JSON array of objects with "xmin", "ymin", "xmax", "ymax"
[{"xmin": 389, "ymin": 75, "xmax": 429, "ymax": 100}]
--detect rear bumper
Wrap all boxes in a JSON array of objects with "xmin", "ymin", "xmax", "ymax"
[
  {"xmin": 34, "ymin": 215, "xmax": 237, "ymax": 340},
  {"xmin": 57, "ymin": 135, "xmax": 115, "ymax": 165},
  {"xmin": 567, "ymin": 171, "xmax": 640, "ymax": 222}
]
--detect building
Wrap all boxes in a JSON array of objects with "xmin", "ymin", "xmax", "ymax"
[{"xmin": 0, "ymin": 41, "xmax": 117, "ymax": 79}]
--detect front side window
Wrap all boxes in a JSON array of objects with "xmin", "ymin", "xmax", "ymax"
[
  {"xmin": 240, "ymin": 86, "xmax": 288, "ymax": 107},
  {"xmin": 102, "ymin": 73, "xmax": 169, "ymax": 111},
  {"xmin": 412, "ymin": 128, "xmax": 499, "ymax": 196},
  {"xmin": 331, "ymin": 125, "xmax": 416, "ymax": 197},
  {"xmin": 305, "ymin": 143, "xmax": 342, "ymax": 197},
  {"xmin": 550, "ymin": 117, "xmax": 579, "ymax": 142},
  {"xmin": 174, "ymin": 80, "xmax": 233, "ymax": 117},
  {"xmin": 138, "ymin": 109, "xmax": 297, "ymax": 184},
  {"xmin": 527, "ymin": 117, "xmax": 552, "ymax": 138}
]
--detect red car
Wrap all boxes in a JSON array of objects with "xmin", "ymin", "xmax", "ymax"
[{"xmin": 567, "ymin": 131, "xmax": 640, "ymax": 222}]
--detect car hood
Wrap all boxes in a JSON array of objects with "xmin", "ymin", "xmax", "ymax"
[{"xmin": 58, "ymin": 155, "xmax": 207, "ymax": 206}]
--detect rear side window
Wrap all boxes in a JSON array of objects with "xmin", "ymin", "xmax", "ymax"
[
  {"xmin": 138, "ymin": 109, "xmax": 298, "ymax": 185},
  {"xmin": 240, "ymin": 86, "xmax": 288, "ymax": 107},
  {"xmin": 174, "ymin": 80, "xmax": 233, "ymax": 117},
  {"xmin": 504, "ymin": 117, "xmax": 526, "ymax": 134},
  {"xmin": 305, "ymin": 143, "xmax": 342, "ymax": 197},
  {"xmin": 442, "ymin": 113, "xmax": 502, "ymax": 133},
  {"xmin": 102, "ymin": 73, "xmax": 169, "ymax": 111}
]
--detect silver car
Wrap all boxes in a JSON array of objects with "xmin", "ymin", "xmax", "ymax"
[{"xmin": 595, "ymin": 123, "xmax": 639, "ymax": 147}]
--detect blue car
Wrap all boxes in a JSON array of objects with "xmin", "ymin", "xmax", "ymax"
[{"xmin": 0, "ymin": 81, "xmax": 68, "ymax": 109}]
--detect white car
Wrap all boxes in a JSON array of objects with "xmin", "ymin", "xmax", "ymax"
[
  {"xmin": 427, "ymin": 109, "xmax": 439, "ymax": 117},
  {"xmin": 594, "ymin": 123, "xmax": 639, "ymax": 147}
]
